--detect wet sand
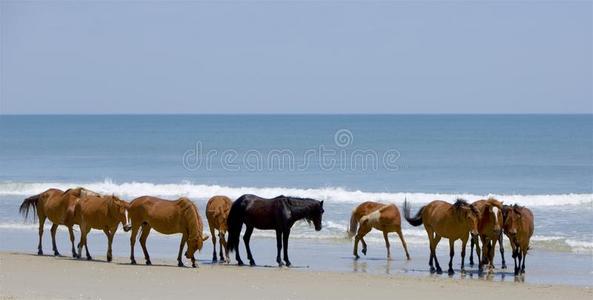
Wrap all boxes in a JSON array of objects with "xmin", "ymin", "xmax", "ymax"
[{"xmin": 1, "ymin": 252, "xmax": 591, "ymax": 300}]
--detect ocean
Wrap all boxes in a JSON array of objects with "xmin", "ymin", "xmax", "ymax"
[{"xmin": 0, "ymin": 114, "xmax": 591, "ymax": 285}]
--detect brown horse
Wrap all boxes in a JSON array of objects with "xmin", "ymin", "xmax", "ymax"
[
  {"xmin": 404, "ymin": 199, "xmax": 479, "ymax": 275},
  {"xmin": 76, "ymin": 195, "xmax": 131, "ymax": 262},
  {"xmin": 19, "ymin": 187, "xmax": 100, "ymax": 257},
  {"xmin": 502, "ymin": 204, "xmax": 534, "ymax": 275},
  {"xmin": 127, "ymin": 196, "xmax": 209, "ymax": 267},
  {"xmin": 469, "ymin": 198, "xmax": 504, "ymax": 272},
  {"xmin": 348, "ymin": 201, "xmax": 410, "ymax": 260},
  {"xmin": 206, "ymin": 195, "xmax": 232, "ymax": 263}
]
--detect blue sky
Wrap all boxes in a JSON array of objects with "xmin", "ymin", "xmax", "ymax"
[{"xmin": 1, "ymin": 1, "xmax": 591, "ymax": 114}]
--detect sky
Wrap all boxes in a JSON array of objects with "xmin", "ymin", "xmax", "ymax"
[{"xmin": 1, "ymin": 1, "xmax": 591, "ymax": 114}]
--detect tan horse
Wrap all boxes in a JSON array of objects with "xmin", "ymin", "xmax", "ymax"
[
  {"xmin": 127, "ymin": 196, "xmax": 209, "ymax": 267},
  {"xmin": 502, "ymin": 204, "xmax": 534, "ymax": 276},
  {"xmin": 76, "ymin": 195, "xmax": 131, "ymax": 262},
  {"xmin": 348, "ymin": 201, "xmax": 410, "ymax": 260},
  {"xmin": 206, "ymin": 195, "xmax": 232, "ymax": 263},
  {"xmin": 469, "ymin": 198, "xmax": 504, "ymax": 272},
  {"xmin": 19, "ymin": 187, "xmax": 100, "ymax": 257},
  {"xmin": 404, "ymin": 199, "xmax": 479, "ymax": 275}
]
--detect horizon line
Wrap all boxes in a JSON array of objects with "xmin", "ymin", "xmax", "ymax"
[{"xmin": 1, "ymin": 112, "xmax": 592, "ymax": 116}]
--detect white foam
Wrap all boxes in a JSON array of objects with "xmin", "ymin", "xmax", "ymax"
[{"xmin": 0, "ymin": 179, "xmax": 591, "ymax": 207}]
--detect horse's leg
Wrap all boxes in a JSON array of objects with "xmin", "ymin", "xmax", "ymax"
[
  {"xmin": 516, "ymin": 248, "xmax": 523, "ymax": 276},
  {"xmin": 282, "ymin": 229, "xmax": 291, "ymax": 267},
  {"xmin": 353, "ymin": 232, "xmax": 360, "ymax": 259},
  {"xmin": 77, "ymin": 224, "xmax": 86, "ymax": 259},
  {"xmin": 382, "ymin": 231, "xmax": 391, "ymax": 260},
  {"xmin": 489, "ymin": 237, "xmax": 498, "ymax": 270},
  {"xmin": 427, "ymin": 229, "xmax": 436, "ymax": 273},
  {"xmin": 447, "ymin": 239, "xmax": 455, "ymax": 275},
  {"xmin": 469, "ymin": 238, "xmax": 475, "ymax": 266},
  {"xmin": 275, "ymin": 229, "xmax": 283, "ymax": 266},
  {"xmin": 432, "ymin": 235, "xmax": 442, "ymax": 274},
  {"xmin": 220, "ymin": 231, "xmax": 229, "ymax": 263},
  {"xmin": 210, "ymin": 227, "xmax": 217, "ymax": 262},
  {"xmin": 475, "ymin": 236, "xmax": 483, "ymax": 273},
  {"xmin": 104, "ymin": 228, "xmax": 113, "ymax": 262},
  {"xmin": 510, "ymin": 241, "xmax": 518, "ymax": 275},
  {"xmin": 139, "ymin": 224, "xmax": 152, "ymax": 265},
  {"xmin": 68, "ymin": 225, "xmax": 78, "ymax": 258},
  {"xmin": 460, "ymin": 237, "xmax": 468, "ymax": 272},
  {"xmin": 499, "ymin": 233, "xmax": 507, "ymax": 269},
  {"xmin": 356, "ymin": 223, "xmax": 372, "ymax": 256},
  {"xmin": 396, "ymin": 228, "xmax": 410, "ymax": 260},
  {"xmin": 50, "ymin": 224, "xmax": 60, "ymax": 256},
  {"xmin": 177, "ymin": 233, "xmax": 188, "ymax": 267},
  {"xmin": 37, "ymin": 215, "xmax": 46, "ymax": 255},
  {"xmin": 521, "ymin": 247, "xmax": 527, "ymax": 274},
  {"xmin": 243, "ymin": 225, "xmax": 255, "ymax": 266},
  {"xmin": 129, "ymin": 224, "xmax": 139, "ymax": 264}
]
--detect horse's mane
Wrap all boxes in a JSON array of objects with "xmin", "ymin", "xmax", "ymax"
[
  {"xmin": 284, "ymin": 196, "xmax": 320, "ymax": 218},
  {"xmin": 454, "ymin": 198, "xmax": 479, "ymax": 216},
  {"xmin": 511, "ymin": 203, "xmax": 524, "ymax": 213},
  {"xmin": 179, "ymin": 197, "xmax": 204, "ymax": 238}
]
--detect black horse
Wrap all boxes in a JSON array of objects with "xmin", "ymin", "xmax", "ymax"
[{"xmin": 226, "ymin": 194, "xmax": 324, "ymax": 267}]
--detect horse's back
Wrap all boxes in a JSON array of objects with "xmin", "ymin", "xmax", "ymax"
[{"xmin": 206, "ymin": 196, "xmax": 232, "ymax": 227}]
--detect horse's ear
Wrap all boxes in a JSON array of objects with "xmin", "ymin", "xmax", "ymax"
[{"xmin": 320, "ymin": 200, "xmax": 324, "ymax": 207}]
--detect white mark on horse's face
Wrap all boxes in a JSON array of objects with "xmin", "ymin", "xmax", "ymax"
[
  {"xmin": 124, "ymin": 209, "xmax": 130, "ymax": 225},
  {"xmin": 492, "ymin": 206, "xmax": 500, "ymax": 224}
]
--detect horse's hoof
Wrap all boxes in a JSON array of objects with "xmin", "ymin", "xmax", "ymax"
[
  {"xmin": 469, "ymin": 262, "xmax": 474, "ymax": 267},
  {"xmin": 146, "ymin": 260, "xmax": 152, "ymax": 265},
  {"xmin": 86, "ymin": 256, "xmax": 92, "ymax": 261},
  {"xmin": 501, "ymin": 264, "xmax": 507, "ymax": 269},
  {"xmin": 362, "ymin": 249, "xmax": 367, "ymax": 256},
  {"xmin": 448, "ymin": 269, "xmax": 455, "ymax": 276},
  {"xmin": 436, "ymin": 269, "xmax": 443, "ymax": 275},
  {"xmin": 192, "ymin": 263, "xmax": 197, "ymax": 268},
  {"xmin": 37, "ymin": 250, "xmax": 43, "ymax": 256},
  {"xmin": 212, "ymin": 258, "xmax": 217, "ymax": 263},
  {"xmin": 130, "ymin": 259, "xmax": 137, "ymax": 265},
  {"xmin": 285, "ymin": 262, "xmax": 291, "ymax": 267},
  {"xmin": 53, "ymin": 251, "xmax": 60, "ymax": 256},
  {"xmin": 107, "ymin": 256, "xmax": 112, "ymax": 262},
  {"xmin": 237, "ymin": 261, "xmax": 244, "ymax": 266},
  {"xmin": 430, "ymin": 267, "xmax": 436, "ymax": 274},
  {"xmin": 249, "ymin": 261, "xmax": 256, "ymax": 267},
  {"xmin": 178, "ymin": 262, "xmax": 185, "ymax": 267},
  {"xmin": 354, "ymin": 255, "xmax": 360, "ymax": 260}
]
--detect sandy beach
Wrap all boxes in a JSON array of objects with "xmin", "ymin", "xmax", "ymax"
[{"xmin": 0, "ymin": 252, "xmax": 590, "ymax": 300}]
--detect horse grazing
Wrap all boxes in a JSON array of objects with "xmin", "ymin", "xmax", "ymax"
[
  {"xmin": 502, "ymin": 204, "xmax": 534, "ymax": 275},
  {"xmin": 19, "ymin": 187, "xmax": 100, "ymax": 257},
  {"xmin": 404, "ymin": 199, "xmax": 479, "ymax": 275},
  {"xmin": 76, "ymin": 195, "xmax": 131, "ymax": 261},
  {"xmin": 227, "ymin": 194, "xmax": 324, "ymax": 267},
  {"xmin": 127, "ymin": 196, "xmax": 209, "ymax": 267},
  {"xmin": 469, "ymin": 198, "xmax": 504, "ymax": 272},
  {"xmin": 348, "ymin": 201, "xmax": 410, "ymax": 260},
  {"xmin": 206, "ymin": 195, "xmax": 233, "ymax": 263}
]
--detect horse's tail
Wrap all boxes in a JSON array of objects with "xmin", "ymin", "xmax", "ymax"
[
  {"xmin": 226, "ymin": 198, "xmax": 245, "ymax": 253},
  {"xmin": 403, "ymin": 199, "xmax": 424, "ymax": 227},
  {"xmin": 19, "ymin": 194, "xmax": 41, "ymax": 221},
  {"xmin": 348, "ymin": 209, "xmax": 359, "ymax": 239}
]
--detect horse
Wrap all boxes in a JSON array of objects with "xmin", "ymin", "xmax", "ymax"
[
  {"xmin": 502, "ymin": 204, "xmax": 534, "ymax": 275},
  {"xmin": 19, "ymin": 187, "xmax": 100, "ymax": 257},
  {"xmin": 469, "ymin": 198, "xmax": 504, "ymax": 272},
  {"xmin": 226, "ymin": 194, "xmax": 324, "ymax": 267},
  {"xmin": 127, "ymin": 196, "xmax": 209, "ymax": 267},
  {"xmin": 206, "ymin": 195, "xmax": 233, "ymax": 263},
  {"xmin": 348, "ymin": 201, "xmax": 410, "ymax": 260},
  {"xmin": 76, "ymin": 194, "xmax": 131, "ymax": 262},
  {"xmin": 404, "ymin": 199, "xmax": 479, "ymax": 275}
]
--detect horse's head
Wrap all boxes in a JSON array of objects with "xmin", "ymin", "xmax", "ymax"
[
  {"xmin": 185, "ymin": 234, "xmax": 210, "ymax": 259},
  {"xmin": 486, "ymin": 198, "xmax": 504, "ymax": 235},
  {"xmin": 308, "ymin": 200, "xmax": 324, "ymax": 231},
  {"xmin": 502, "ymin": 204, "xmax": 521, "ymax": 241},
  {"xmin": 456, "ymin": 199, "xmax": 479, "ymax": 238},
  {"xmin": 109, "ymin": 195, "xmax": 131, "ymax": 231}
]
